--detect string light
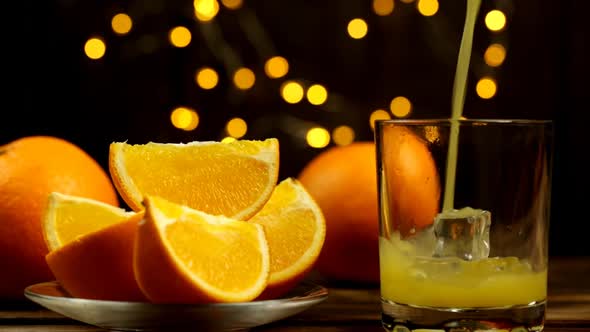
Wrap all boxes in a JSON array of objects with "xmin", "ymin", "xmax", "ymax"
[
  {"xmin": 194, "ymin": 0, "xmax": 220, "ymax": 22},
  {"xmin": 476, "ymin": 77, "xmax": 497, "ymax": 99},
  {"xmin": 233, "ymin": 68, "xmax": 255, "ymax": 90},
  {"xmin": 221, "ymin": 0, "xmax": 243, "ymax": 10},
  {"xmin": 264, "ymin": 56, "xmax": 289, "ymax": 79},
  {"xmin": 373, "ymin": 0, "xmax": 394, "ymax": 16},
  {"xmin": 226, "ymin": 117, "xmax": 248, "ymax": 138},
  {"xmin": 169, "ymin": 26, "xmax": 192, "ymax": 47},
  {"xmin": 484, "ymin": 43, "xmax": 506, "ymax": 67},
  {"xmin": 390, "ymin": 96, "xmax": 412, "ymax": 117},
  {"xmin": 332, "ymin": 126, "xmax": 355, "ymax": 146},
  {"xmin": 485, "ymin": 10, "xmax": 506, "ymax": 32},
  {"xmin": 417, "ymin": 0, "xmax": 439, "ymax": 17},
  {"xmin": 281, "ymin": 81, "xmax": 304, "ymax": 104},
  {"xmin": 370, "ymin": 109, "xmax": 391, "ymax": 129},
  {"xmin": 347, "ymin": 18, "xmax": 368, "ymax": 39},
  {"xmin": 306, "ymin": 84, "xmax": 328, "ymax": 106},
  {"xmin": 84, "ymin": 38, "xmax": 106, "ymax": 60},
  {"xmin": 170, "ymin": 107, "xmax": 199, "ymax": 131},
  {"xmin": 111, "ymin": 14, "xmax": 132, "ymax": 35},
  {"xmin": 306, "ymin": 127, "xmax": 331, "ymax": 148},
  {"xmin": 195, "ymin": 67, "xmax": 219, "ymax": 90}
]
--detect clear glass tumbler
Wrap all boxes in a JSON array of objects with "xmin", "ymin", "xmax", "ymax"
[{"xmin": 375, "ymin": 119, "xmax": 553, "ymax": 332}]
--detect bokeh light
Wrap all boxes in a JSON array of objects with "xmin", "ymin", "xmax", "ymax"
[
  {"xmin": 485, "ymin": 10, "xmax": 506, "ymax": 32},
  {"xmin": 111, "ymin": 14, "xmax": 133, "ymax": 35},
  {"xmin": 264, "ymin": 56, "xmax": 289, "ymax": 79},
  {"xmin": 170, "ymin": 107, "xmax": 199, "ymax": 131},
  {"xmin": 417, "ymin": 0, "xmax": 439, "ymax": 16},
  {"xmin": 221, "ymin": 0, "xmax": 243, "ymax": 10},
  {"xmin": 347, "ymin": 18, "xmax": 368, "ymax": 39},
  {"xmin": 194, "ymin": 0, "xmax": 220, "ymax": 22},
  {"xmin": 306, "ymin": 84, "xmax": 328, "ymax": 106},
  {"xmin": 233, "ymin": 67, "xmax": 255, "ymax": 90},
  {"xmin": 226, "ymin": 117, "xmax": 248, "ymax": 138},
  {"xmin": 84, "ymin": 38, "xmax": 106, "ymax": 60},
  {"xmin": 195, "ymin": 67, "xmax": 219, "ymax": 90},
  {"xmin": 484, "ymin": 43, "xmax": 507, "ymax": 67},
  {"xmin": 281, "ymin": 81, "xmax": 305, "ymax": 104},
  {"xmin": 306, "ymin": 127, "xmax": 331, "ymax": 148},
  {"xmin": 221, "ymin": 136, "xmax": 237, "ymax": 143},
  {"xmin": 369, "ymin": 109, "xmax": 391, "ymax": 129},
  {"xmin": 476, "ymin": 77, "xmax": 497, "ymax": 99},
  {"xmin": 169, "ymin": 26, "xmax": 192, "ymax": 48},
  {"xmin": 373, "ymin": 0, "xmax": 394, "ymax": 16},
  {"xmin": 390, "ymin": 96, "xmax": 412, "ymax": 117},
  {"xmin": 332, "ymin": 126, "xmax": 355, "ymax": 146}
]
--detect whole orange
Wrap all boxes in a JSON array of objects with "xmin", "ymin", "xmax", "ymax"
[
  {"xmin": 0, "ymin": 136, "xmax": 119, "ymax": 300},
  {"xmin": 298, "ymin": 142, "xmax": 381, "ymax": 283}
]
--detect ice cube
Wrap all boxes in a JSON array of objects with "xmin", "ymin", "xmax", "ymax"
[{"xmin": 432, "ymin": 207, "xmax": 491, "ymax": 261}]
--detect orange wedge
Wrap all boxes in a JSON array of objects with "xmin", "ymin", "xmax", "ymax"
[
  {"xmin": 42, "ymin": 192, "xmax": 145, "ymax": 301},
  {"xmin": 249, "ymin": 178, "xmax": 326, "ymax": 299},
  {"xmin": 134, "ymin": 195, "xmax": 270, "ymax": 303},
  {"xmin": 109, "ymin": 139, "xmax": 279, "ymax": 219}
]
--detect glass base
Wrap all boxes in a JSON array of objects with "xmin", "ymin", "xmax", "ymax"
[{"xmin": 381, "ymin": 298, "xmax": 545, "ymax": 331}]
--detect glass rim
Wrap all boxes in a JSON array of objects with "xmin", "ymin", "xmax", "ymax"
[{"xmin": 376, "ymin": 118, "xmax": 552, "ymax": 126}]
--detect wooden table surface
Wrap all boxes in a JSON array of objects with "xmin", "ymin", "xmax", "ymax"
[{"xmin": 0, "ymin": 256, "xmax": 588, "ymax": 331}]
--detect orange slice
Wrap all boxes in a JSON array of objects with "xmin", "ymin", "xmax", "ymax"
[
  {"xmin": 134, "ymin": 195, "xmax": 270, "ymax": 303},
  {"xmin": 249, "ymin": 178, "xmax": 326, "ymax": 299},
  {"xmin": 42, "ymin": 192, "xmax": 145, "ymax": 301},
  {"xmin": 109, "ymin": 139, "xmax": 279, "ymax": 219}
]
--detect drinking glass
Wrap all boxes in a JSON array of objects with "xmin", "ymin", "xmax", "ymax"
[{"xmin": 375, "ymin": 119, "xmax": 553, "ymax": 332}]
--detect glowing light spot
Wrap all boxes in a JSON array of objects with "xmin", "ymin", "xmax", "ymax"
[
  {"xmin": 194, "ymin": 0, "xmax": 220, "ymax": 22},
  {"xmin": 84, "ymin": 38, "xmax": 106, "ymax": 60},
  {"xmin": 233, "ymin": 67, "xmax": 255, "ymax": 90},
  {"xmin": 169, "ymin": 26, "xmax": 192, "ymax": 48},
  {"xmin": 264, "ymin": 56, "xmax": 289, "ymax": 79},
  {"xmin": 485, "ymin": 10, "xmax": 506, "ymax": 32},
  {"xmin": 195, "ymin": 67, "xmax": 219, "ymax": 90},
  {"xmin": 306, "ymin": 127, "xmax": 330, "ymax": 148},
  {"xmin": 221, "ymin": 136, "xmax": 237, "ymax": 143},
  {"xmin": 226, "ymin": 117, "xmax": 248, "ymax": 138},
  {"xmin": 484, "ymin": 43, "xmax": 506, "ymax": 67},
  {"xmin": 347, "ymin": 18, "xmax": 368, "ymax": 39},
  {"xmin": 170, "ymin": 107, "xmax": 199, "ymax": 131},
  {"xmin": 306, "ymin": 84, "xmax": 328, "ymax": 106},
  {"xmin": 332, "ymin": 126, "xmax": 355, "ymax": 146},
  {"xmin": 417, "ymin": 0, "xmax": 439, "ymax": 16},
  {"xmin": 281, "ymin": 81, "xmax": 304, "ymax": 104},
  {"xmin": 111, "ymin": 14, "xmax": 133, "ymax": 35},
  {"xmin": 476, "ymin": 77, "xmax": 497, "ymax": 99},
  {"xmin": 390, "ymin": 96, "xmax": 412, "ymax": 118},
  {"xmin": 221, "ymin": 0, "xmax": 242, "ymax": 10},
  {"xmin": 370, "ymin": 109, "xmax": 391, "ymax": 129},
  {"xmin": 373, "ymin": 0, "xmax": 394, "ymax": 16}
]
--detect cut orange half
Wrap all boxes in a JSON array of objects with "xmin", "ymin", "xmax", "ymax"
[
  {"xmin": 134, "ymin": 195, "xmax": 270, "ymax": 303},
  {"xmin": 109, "ymin": 139, "xmax": 279, "ymax": 220},
  {"xmin": 249, "ymin": 178, "xmax": 326, "ymax": 299}
]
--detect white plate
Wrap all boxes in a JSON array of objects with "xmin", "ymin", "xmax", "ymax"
[{"xmin": 25, "ymin": 281, "xmax": 328, "ymax": 331}]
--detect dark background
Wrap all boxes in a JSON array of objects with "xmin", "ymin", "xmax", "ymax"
[{"xmin": 6, "ymin": 1, "xmax": 589, "ymax": 255}]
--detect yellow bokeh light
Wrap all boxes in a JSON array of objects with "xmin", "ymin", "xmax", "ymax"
[
  {"xmin": 170, "ymin": 107, "xmax": 199, "ymax": 131},
  {"xmin": 169, "ymin": 26, "xmax": 192, "ymax": 48},
  {"xmin": 484, "ymin": 43, "xmax": 506, "ymax": 67},
  {"xmin": 221, "ymin": 136, "xmax": 237, "ymax": 143},
  {"xmin": 373, "ymin": 0, "xmax": 394, "ymax": 16},
  {"xmin": 226, "ymin": 117, "xmax": 248, "ymax": 138},
  {"xmin": 84, "ymin": 38, "xmax": 106, "ymax": 60},
  {"xmin": 306, "ymin": 127, "xmax": 331, "ymax": 149},
  {"xmin": 306, "ymin": 84, "xmax": 328, "ymax": 106},
  {"xmin": 194, "ymin": 0, "xmax": 220, "ymax": 22},
  {"xmin": 485, "ymin": 10, "xmax": 506, "ymax": 32},
  {"xmin": 369, "ymin": 109, "xmax": 391, "ymax": 129},
  {"xmin": 281, "ymin": 81, "xmax": 304, "ymax": 104},
  {"xmin": 332, "ymin": 126, "xmax": 355, "ymax": 146},
  {"xmin": 233, "ymin": 67, "xmax": 255, "ymax": 90},
  {"xmin": 476, "ymin": 77, "xmax": 497, "ymax": 99},
  {"xmin": 264, "ymin": 56, "xmax": 289, "ymax": 79},
  {"xmin": 195, "ymin": 67, "xmax": 219, "ymax": 90},
  {"xmin": 221, "ymin": 0, "xmax": 243, "ymax": 10},
  {"xmin": 347, "ymin": 18, "xmax": 368, "ymax": 39},
  {"xmin": 390, "ymin": 96, "xmax": 412, "ymax": 118},
  {"xmin": 417, "ymin": 0, "xmax": 439, "ymax": 16},
  {"xmin": 111, "ymin": 14, "xmax": 133, "ymax": 35}
]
